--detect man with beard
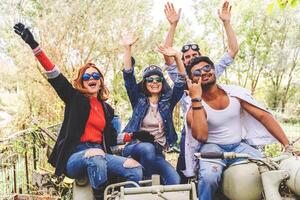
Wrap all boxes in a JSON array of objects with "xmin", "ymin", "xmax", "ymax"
[
  {"xmin": 184, "ymin": 56, "xmax": 291, "ymax": 200},
  {"xmin": 163, "ymin": 1, "xmax": 239, "ymax": 183}
]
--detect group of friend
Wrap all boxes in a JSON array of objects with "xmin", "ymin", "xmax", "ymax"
[{"xmin": 13, "ymin": 1, "xmax": 292, "ymax": 200}]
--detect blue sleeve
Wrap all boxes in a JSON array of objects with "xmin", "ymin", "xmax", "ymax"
[
  {"xmin": 122, "ymin": 59, "xmax": 140, "ymax": 108},
  {"xmin": 164, "ymin": 62, "xmax": 180, "ymax": 84},
  {"xmin": 215, "ymin": 52, "xmax": 234, "ymax": 78},
  {"xmin": 170, "ymin": 73, "xmax": 186, "ymax": 110}
]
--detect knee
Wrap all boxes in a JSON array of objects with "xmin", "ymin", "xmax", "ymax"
[
  {"xmin": 168, "ymin": 173, "xmax": 180, "ymax": 185},
  {"xmin": 123, "ymin": 163, "xmax": 143, "ymax": 183},
  {"xmin": 128, "ymin": 167, "xmax": 143, "ymax": 183},
  {"xmin": 86, "ymin": 156, "xmax": 108, "ymax": 188},
  {"xmin": 139, "ymin": 143, "xmax": 156, "ymax": 161},
  {"xmin": 86, "ymin": 155, "xmax": 106, "ymax": 169}
]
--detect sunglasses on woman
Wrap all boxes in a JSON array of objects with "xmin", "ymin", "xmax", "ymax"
[
  {"xmin": 192, "ymin": 64, "xmax": 213, "ymax": 76},
  {"xmin": 181, "ymin": 44, "xmax": 200, "ymax": 53},
  {"xmin": 82, "ymin": 72, "xmax": 102, "ymax": 81},
  {"xmin": 145, "ymin": 76, "xmax": 163, "ymax": 83}
]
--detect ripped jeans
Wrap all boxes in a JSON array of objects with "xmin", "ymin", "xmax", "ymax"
[
  {"xmin": 198, "ymin": 142, "xmax": 262, "ymax": 200},
  {"xmin": 66, "ymin": 142, "xmax": 143, "ymax": 189}
]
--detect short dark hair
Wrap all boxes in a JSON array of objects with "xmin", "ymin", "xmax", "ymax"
[{"xmin": 186, "ymin": 56, "xmax": 215, "ymax": 79}]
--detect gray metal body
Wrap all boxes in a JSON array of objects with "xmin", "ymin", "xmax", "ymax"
[
  {"xmin": 104, "ymin": 175, "xmax": 197, "ymax": 200},
  {"xmin": 73, "ymin": 178, "xmax": 94, "ymax": 200},
  {"xmin": 279, "ymin": 156, "xmax": 300, "ymax": 196},
  {"xmin": 222, "ymin": 162, "xmax": 263, "ymax": 200},
  {"xmin": 72, "ymin": 154, "xmax": 300, "ymax": 200},
  {"xmin": 221, "ymin": 154, "xmax": 300, "ymax": 200}
]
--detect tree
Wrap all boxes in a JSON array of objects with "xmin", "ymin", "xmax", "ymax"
[
  {"xmin": 192, "ymin": 0, "xmax": 300, "ymax": 115},
  {"xmin": 0, "ymin": 0, "xmax": 168, "ymax": 133}
]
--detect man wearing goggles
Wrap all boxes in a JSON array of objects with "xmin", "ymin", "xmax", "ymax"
[
  {"xmin": 185, "ymin": 56, "xmax": 290, "ymax": 200},
  {"xmin": 163, "ymin": 1, "xmax": 239, "ymax": 183},
  {"xmin": 181, "ymin": 44, "xmax": 200, "ymax": 53}
]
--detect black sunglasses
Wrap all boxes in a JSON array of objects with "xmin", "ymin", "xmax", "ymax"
[
  {"xmin": 82, "ymin": 72, "xmax": 102, "ymax": 81},
  {"xmin": 181, "ymin": 44, "xmax": 200, "ymax": 53},
  {"xmin": 192, "ymin": 64, "xmax": 213, "ymax": 76},
  {"xmin": 145, "ymin": 76, "xmax": 163, "ymax": 83}
]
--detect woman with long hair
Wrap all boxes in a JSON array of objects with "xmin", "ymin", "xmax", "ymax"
[
  {"xmin": 120, "ymin": 32, "xmax": 186, "ymax": 185},
  {"xmin": 14, "ymin": 23, "xmax": 142, "ymax": 200}
]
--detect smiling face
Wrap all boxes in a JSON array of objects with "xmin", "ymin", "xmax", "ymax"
[
  {"xmin": 183, "ymin": 49, "xmax": 201, "ymax": 66},
  {"xmin": 190, "ymin": 61, "xmax": 216, "ymax": 89},
  {"xmin": 82, "ymin": 67, "xmax": 102, "ymax": 97},
  {"xmin": 145, "ymin": 75, "xmax": 163, "ymax": 95}
]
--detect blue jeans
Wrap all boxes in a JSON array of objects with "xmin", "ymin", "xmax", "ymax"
[
  {"xmin": 176, "ymin": 127, "xmax": 189, "ymax": 184},
  {"xmin": 66, "ymin": 142, "xmax": 143, "ymax": 189},
  {"xmin": 123, "ymin": 141, "xmax": 180, "ymax": 185},
  {"xmin": 198, "ymin": 142, "xmax": 262, "ymax": 200}
]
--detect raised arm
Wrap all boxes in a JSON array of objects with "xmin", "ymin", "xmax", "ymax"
[
  {"xmin": 186, "ymin": 78, "xmax": 208, "ymax": 142},
  {"xmin": 157, "ymin": 44, "xmax": 186, "ymax": 107},
  {"xmin": 13, "ymin": 23, "xmax": 75, "ymax": 104},
  {"xmin": 122, "ymin": 31, "xmax": 138, "ymax": 70},
  {"xmin": 163, "ymin": 2, "xmax": 181, "ymax": 65},
  {"xmin": 218, "ymin": 1, "xmax": 239, "ymax": 59},
  {"xmin": 121, "ymin": 32, "xmax": 139, "ymax": 107}
]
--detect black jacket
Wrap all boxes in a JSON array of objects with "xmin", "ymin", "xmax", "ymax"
[{"xmin": 47, "ymin": 74, "xmax": 117, "ymax": 176}]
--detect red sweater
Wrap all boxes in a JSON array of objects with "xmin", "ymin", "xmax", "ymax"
[
  {"xmin": 80, "ymin": 97, "xmax": 106, "ymax": 143},
  {"xmin": 33, "ymin": 46, "xmax": 129, "ymax": 144}
]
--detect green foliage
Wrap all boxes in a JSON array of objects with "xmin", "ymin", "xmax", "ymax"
[
  {"xmin": 192, "ymin": 0, "xmax": 300, "ymax": 115},
  {"xmin": 0, "ymin": 0, "xmax": 166, "ymax": 133},
  {"xmin": 276, "ymin": 0, "xmax": 300, "ymax": 9},
  {"xmin": 264, "ymin": 143, "xmax": 282, "ymax": 157}
]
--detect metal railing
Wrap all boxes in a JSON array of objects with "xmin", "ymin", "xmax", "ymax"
[{"xmin": 0, "ymin": 123, "xmax": 61, "ymax": 198}]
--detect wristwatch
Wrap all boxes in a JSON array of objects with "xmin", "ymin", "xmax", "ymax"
[{"xmin": 191, "ymin": 97, "xmax": 202, "ymax": 102}]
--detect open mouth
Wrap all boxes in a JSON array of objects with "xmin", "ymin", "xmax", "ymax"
[
  {"xmin": 150, "ymin": 85, "xmax": 160, "ymax": 90},
  {"xmin": 88, "ymin": 81, "xmax": 97, "ymax": 88},
  {"xmin": 202, "ymin": 74, "xmax": 210, "ymax": 81}
]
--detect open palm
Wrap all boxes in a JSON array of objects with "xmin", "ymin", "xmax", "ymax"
[
  {"xmin": 121, "ymin": 32, "xmax": 138, "ymax": 47},
  {"xmin": 157, "ymin": 44, "xmax": 178, "ymax": 57},
  {"xmin": 164, "ymin": 2, "xmax": 181, "ymax": 25},
  {"xmin": 218, "ymin": 1, "xmax": 231, "ymax": 22}
]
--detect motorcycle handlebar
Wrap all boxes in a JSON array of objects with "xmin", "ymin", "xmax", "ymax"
[
  {"xmin": 194, "ymin": 152, "xmax": 250, "ymax": 159},
  {"xmin": 195, "ymin": 152, "xmax": 224, "ymax": 159}
]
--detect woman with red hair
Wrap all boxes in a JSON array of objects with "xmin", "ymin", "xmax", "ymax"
[{"xmin": 14, "ymin": 23, "xmax": 142, "ymax": 200}]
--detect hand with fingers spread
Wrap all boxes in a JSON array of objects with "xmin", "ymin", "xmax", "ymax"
[
  {"xmin": 121, "ymin": 31, "xmax": 139, "ymax": 48},
  {"xmin": 164, "ymin": 2, "xmax": 181, "ymax": 25},
  {"xmin": 218, "ymin": 1, "xmax": 232, "ymax": 23},
  {"xmin": 158, "ymin": 44, "xmax": 185, "ymax": 74},
  {"xmin": 13, "ymin": 22, "xmax": 39, "ymax": 49},
  {"xmin": 157, "ymin": 44, "xmax": 180, "ymax": 58},
  {"xmin": 187, "ymin": 77, "xmax": 202, "ymax": 99}
]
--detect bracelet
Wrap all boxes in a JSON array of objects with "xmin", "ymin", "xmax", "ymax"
[
  {"xmin": 191, "ymin": 97, "xmax": 202, "ymax": 102},
  {"xmin": 192, "ymin": 105, "xmax": 204, "ymax": 110},
  {"xmin": 284, "ymin": 143, "xmax": 294, "ymax": 152}
]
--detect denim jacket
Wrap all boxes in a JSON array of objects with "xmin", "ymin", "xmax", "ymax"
[{"xmin": 122, "ymin": 58, "xmax": 186, "ymax": 146}]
